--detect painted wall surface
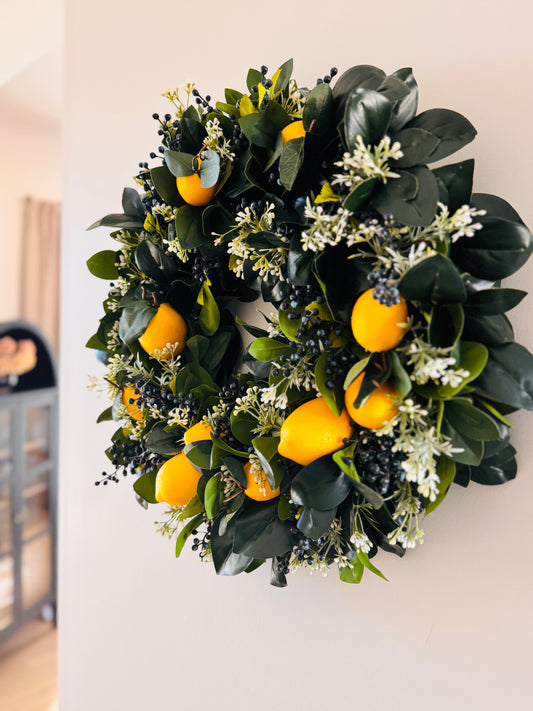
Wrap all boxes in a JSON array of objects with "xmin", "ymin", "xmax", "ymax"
[
  {"xmin": 60, "ymin": 1, "xmax": 533, "ymax": 709},
  {"xmin": 0, "ymin": 106, "xmax": 61, "ymax": 323}
]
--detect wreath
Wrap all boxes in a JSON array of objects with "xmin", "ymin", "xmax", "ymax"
[{"xmin": 87, "ymin": 60, "xmax": 533, "ymax": 586}]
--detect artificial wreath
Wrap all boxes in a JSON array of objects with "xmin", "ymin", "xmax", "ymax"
[{"xmin": 87, "ymin": 60, "xmax": 533, "ymax": 586}]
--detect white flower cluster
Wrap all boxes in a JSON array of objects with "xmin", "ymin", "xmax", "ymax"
[
  {"xmin": 331, "ymin": 135, "xmax": 403, "ymax": 189},
  {"xmin": 301, "ymin": 199, "xmax": 353, "ymax": 252},
  {"xmin": 260, "ymin": 352, "xmax": 317, "ymax": 411},
  {"xmin": 407, "ymin": 202, "xmax": 486, "ymax": 246},
  {"xmin": 204, "ymin": 118, "xmax": 235, "ymax": 163},
  {"xmin": 388, "ymin": 480, "xmax": 424, "ymax": 549},
  {"xmin": 280, "ymin": 79, "xmax": 306, "ymax": 118},
  {"xmin": 232, "ymin": 386, "xmax": 285, "ymax": 436},
  {"xmin": 403, "ymin": 337, "xmax": 470, "ymax": 388}
]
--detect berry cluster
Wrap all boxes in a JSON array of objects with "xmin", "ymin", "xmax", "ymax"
[{"xmin": 354, "ymin": 431, "xmax": 406, "ymax": 496}]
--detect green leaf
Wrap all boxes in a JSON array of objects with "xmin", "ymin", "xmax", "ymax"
[
  {"xmin": 415, "ymin": 341, "xmax": 488, "ymax": 400},
  {"xmin": 246, "ymin": 68, "xmax": 263, "ymax": 92},
  {"xmin": 462, "ymin": 312, "xmax": 514, "ymax": 346},
  {"xmin": 408, "ymin": 108, "xmax": 477, "ymax": 162},
  {"xmin": 279, "ymin": 136, "xmax": 305, "ymax": 190},
  {"xmin": 389, "ymin": 352, "xmax": 412, "ymax": 399},
  {"xmin": 451, "ymin": 216, "xmax": 533, "ymax": 280},
  {"xmin": 96, "ymin": 406, "xmax": 113, "ymax": 423},
  {"xmin": 340, "ymin": 560, "xmax": 364, "ymax": 584},
  {"xmin": 400, "ymin": 254, "xmax": 467, "ymax": 304},
  {"xmin": 287, "ymin": 235, "xmax": 314, "ymax": 286},
  {"xmin": 429, "ymin": 304, "xmax": 465, "ymax": 350},
  {"xmin": 150, "ymin": 165, "xmax": 183, "ymax": 207},
  {"xmin": 175, "ymin": 514, "xmax": 204, "ymax": 558},
  {"xmin": 432, "ymin": 159, "xmax": 474, "ymax": 212},
  {"xmin": 357, "ymin": 551, "xmax": 388, "ymax": 581},
  {"xmin": 278, "ymin": 306, "xmax": 302, "ymax": 342},
  {"xmin": 204, "ymin": 475, "xmax": 221, "ymax": 519},
  {"xmin": 197, "ymin": 280, "xmax": 220, "ymax": 336},
  {"xmin": 248, "ymin": 338, "xmax": 291, "ymax": 361},
  {"xmin": 302, "ymin": 82, "xmax": 333, "ymax": 135},
  {"xmin": 475, "ymin": 343, "xmax": 533, "ymax": 410},
  {"xmin": 392, "ymin": 127, "xmax": 440, "ymax": 168},
  {"xmin": 297, "ymin": 507, "xmax": 336, "ymax": 540},
  {"xmin": 343, "ymin": 177, "xmax": 378, "ymax": 212},
  {"xmin": 118, "ymin": 301, "xmax": 155, "ymax": 348},
  {"xmin": 332, "ymin": 65, "xmax": 385, "ymax": 104},
  {"xmin": 343, "ymin": 88, "xmax": 392, "ymax": 148},
  {"xmin": 87, "ymin": 213, "xmax": 143, "ymax": 231},
  {"xmin": 133, "ymin": 471, "xmax": 158, "ymax": 504},
  {"xmin": 145, "ymin": 423, "xmax": 181, "ymax": 455},
  {"xmin": 175, "ymin": 205, "xmax": 205, "ymax": 249},
  {"xmin": 184, "ymin": 440, "xmax": 213, "ymax": 470},
  {"xmin": 230, "ymin": 409, "xmax": 257, "ymax": 446},
  {"xmin": 122, "ymin": 187, "xmax": 144, "ymax": 217},
  {"xmin": 86, "ymin": 250, "xmax": 119, "ymax": 280},
  {"xmin": 389, "ymin": 68, "xmax": 418, "ymax": 131},
  {"xmin": 252, "ymin": 436, "xmax": 283, "ymax": 489},
  {"xmin": 222, "ymin": 457, "xmax": 247, "ymax": 488},
  {"xmin": 211, "ymin": 516, "xmax": 253, "ymax": 576},
  {"xmin": 272, "ymin": 58, "xmax": 293, "ymax": 93},
  {"xmin": 374, "ymin": 166, "xmax": 438, "ymax": 226},
  {"xmin": 291, "ymin": 455, "xmax": 352, "ymax": 511},
  {"xmin": 471, "ymin": 443, "xmax": 517, "ymax": 486},
  {"xmin": 343, "ymin": 356, "xmax": 370, "ymax": 390},
  {"xmin": 465, "ymin": 288, "xmax": 526, "ymax": 315},
  {"xmin": 315, "ymin": 351, "xmax": 344, "ymax": 416},
  {"xmin": 180, "ymin": 116, "xmax": 206, "ymax": 154},
  {"xmin": 86, "ymin": 332, "xmax": 106, "ymax": 350},
  {"xmin": 425, "ymin": 456, "xmax": 456, "ymax": 515},
  {"xmin": 135, "ymin": 240, "xmax": 177, "ymax": 282},
  {"xmin": 377, "ymin": 75, "xmax": 411, "ymax": 103},
  {"xmin": 164, "ymin": 150, "xmax": 196, "ymax": 177},
  {"xmin": 199, "ymin": 149, "xmax": 220, "ymax": 188},
  {"xmin": 443, "ymin": 398, "xmax": 501, "ymax": 442},
  {"xmin": 332, "ymin": 447, "xmax": 385, "ymax": 509},
  {"xmin": 471, "ymin": 193, "xmax": 525, "ymax": 225},
  {"xmin": 232, "ymin": 501, "xmax": 297, "ymax": 558}
]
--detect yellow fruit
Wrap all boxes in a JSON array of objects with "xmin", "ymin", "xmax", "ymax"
[
  {"xmin": 176, "ymin": 159, "xmax": 217, "ymax": 206},
  {"xmin": 281, "ymin": 120, "xmax": 306, "ymax": 145},
  {"xmin": 351, "ymin": 288, "xmax": 408, "ymax": 352},
  {"xmin": 278, "ymin": 397, "xmax": 353, "ymax": 466},
  {"xmin": 243, "ymin": 461, "xmax": 280, "ymax": 501},
  {"xmin": 344, "ymin": 373, "xmax": 398, "ymax": 429},
  {"xmin": 138, "ymin": 303, "xmax": 187, "ymax": 359},
  {"xmin": 155, "ymin": 452, "xmax": 201, "ymax": 507},
  {"xmin": 184, "ymin": 420, "xmax": 213, "ymax": 444},
  {"xmin": 121, "ymin": 385, "xmax": 143, "ymax": 421}
]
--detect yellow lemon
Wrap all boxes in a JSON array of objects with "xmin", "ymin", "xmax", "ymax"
[
  {"xmin": 184, "ymin": 420, "xmax": 213, "ymax": 444},
  {"xmin": 351, "ymin": 288, "xmax": 408, "ymax": 352},
  {"xmin": 138, "ymin": 303, "xmax": 187, "ymax": 359},
  {"xmin": 155, "ymin": 452, "xmax": 201, "ymax": 507},
  {"xmin": 243, "ymin": 461, "xmax": 280, "ymax": 501},
  {"xmin": 344, "ymin": 373, "xmax": 398, "ymax": 429},
  {"xmin": 121, "ymin": 385, "xmax": 143, "ymax": 421},
  {"xmin": 278, "ymin": 397, "xmax": 353, "ymax": 466},
  {"xmin": 176, "ymin": 159, "xmax": 217, "ymax": 206},
  {"xmin": 281, "ymin": 120, "xmax": 306, "ymax": 145}
]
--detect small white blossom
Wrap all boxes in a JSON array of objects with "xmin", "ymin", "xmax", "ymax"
[{"xmin": 332, "ymin": 135, "xmax": 403, "ymax": 188}]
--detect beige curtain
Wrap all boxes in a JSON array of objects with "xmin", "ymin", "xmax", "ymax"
[{"xmin": 20, "ymin": 198, "xmax": 61, "ymax": 351}]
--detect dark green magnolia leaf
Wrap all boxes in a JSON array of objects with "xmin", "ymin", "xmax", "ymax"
[
  {"xmin": 425, "ymin": 456, "xmax": 456, "ymax": 515},
  {"xmin": 118, "ymin": 301, "xmax": 155, "ymax": 348},
  {"xmin": 252, "ymin": 436, "xmax": 283, "ymax": 489},
  {"xmin": 210, "ymin": 435, "xmax": 247, "ymax": 459},
  {"xmin": 465, "ymin": 288, "xmax": 526, "ymax": 315},
  {"xmin": 441, "ymin": 419, "xmax": 484, "ymax": 466},
  {"xmin": 180, "ymin": 116, "xmax": 206, "ymax": 154},
  {"xmin": 135, "ymin": 240, "xmax": 176, "ymax": 282},
  {"xmin": 297, "ymin": 507, "xmax": 336, "ymax": 540},
  {"xmin": 222, "ymin": 457, "xmax": 247, "ymax": 488},
  {"xmin": 314, "ymin": 245, "xmax": 370, "ymax": 322},
  {"xmin": 332, "ymin": 447, "xmax": 385, "ymax": 509},
  {"xmin": 389, "ymin": 68, "xmax": 418, "ymax": 131},
  {"xmin": 343, "ymin": 88, "xmax": 392, "ymax": 149},
  {"xmin": 184, "ymin": 440, "xmax": 213, "ymax": 470},
  {"xmin": 400, "ymin": 254, "xmax": 467, "ymax": 304},
  {"xmin": 433, "ymin": 159, "xmax": 474, "ymax": 212},
  {"xmin": 303, "ymin": 82, "xmax": 333, "ymax": 135},
  {"xmin": 287, "ymin": 235, "xmax": 314, "ymax": 285},
  {"xmin": 340, "ymin": 560, "xmax": 364, "ymax": 584},
  {"xmin": 471, "ymin": 193, "xmax": 525, "ymax": 225},
  {"xmin": 145, "ymin": 423, "xmax": 181, "ymax": 455},
  {"xmin": 87, "ymin": 213, "xmax": 144, "ymax": 231},
  {"xmin": 122, "ymin": 187, "xmax": 144, "ymax": 218},
  {"xmin": 235, "ymin": 316, "xmax": 268, "ymax": 339},
  {"xmin": 204, "ymin": 330, "xmax": 232, "ymax": 371},
  {"xmin": 185, "ymin": 334, "xmax": 210, "ymax": 364},
  {"xmin": 197, "ymin": 280, "xmax": 220, "ymax": 336},
  {"xmin": 343, "ymin": 177, "xmax": 378, "ymax": 211},
  {"xmin": 389, "ymin": 352, "xmax": 412, "ymax": 399},
  {"xmin": 475, "ymin": 343, "xmax": 533, "ymax": 410},
  {"xmin": 429, "ymin": 304, "xmax": 465, "ymax": 349},
  {"xmin": 233, "ymin": 500, "xmax": 297, "ymax": 558},
  {"xmin": 332, "ymin": 65, "xmax": 386, "ymax": 106},
  {"xmin": 291, "ymin": 455, "xmax": 352, "ymax": 511},
  {"xmin": 86, "ymin": 250, "xmax": 119, "ymax": 280},
  {"xmin": 230, "ymin": 409, "xmax": 257, "ymax": 446},
  {"xmin": 246, "ymin": 68, "xmax": 262, "ymax": 92},
  {"xmin": 374, "ymin": 166, "xmax": 438, "ymax": 226},
  {"xmin": 451, "ymin": 216, "xmax": 533, "ymax": 280},
  {"xmin": 150, "ymin": 165, "xmax": 182, "ymax": 207},
  {"xmin": 133, "ymin": 471, "xmax": 158, "ymax": 504},
  {"xmin": 209, "ymin": 516, "xmax": 252, "ymax": 575},
  {"xmin": 408, "ymin": 108, "xmax": 477, "ymax": 162},
  {"xmin": 279, "ymin": 137, "xmax": 305, "ymax": 190},
  {"xmin": 377, "ymin": 75, "xmax": 410, "ymax": 103},
  {"xmin": 175, "ymin": 205, "xmax": 205, "ymax": 249},
  {"xmin": 444, "ymin": 398, "xmax": 501, "ymax": 442},
  {"xmin": 471, "ymin": 443, "xmax": 517, "ymax": 485},
  {"xmin": 204, "ymin": 475, "xmax": 222, "ymax": 519},
  {"xmin": 164, "ymin": 150, "xmax": 196, "ymax": 177},
  {"xmin": 248, "ymin": 338, "xmax": 291, "ymax": 361},
  {"xmin": 315, "ymin": 351, "xmax": 344, "ymax": 416},
  {"xmin": 392, "ymin": 127, "xmax": 440, "ymax": 168},
  {"xmin": 199, "ymin": 149, "xmax": 220, "ymax": 188},
  {"xmin": 462, "ymin": 313, "xmax": 514, "ymax": 346},
  {"xmin": 175, "ymin": 514, "xmax": 204, "ymax": 558}
]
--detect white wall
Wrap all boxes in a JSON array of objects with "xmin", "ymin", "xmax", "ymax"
[
  {"xmin": 0, "ymin": 105, "xmax": 61, "ymax": 323},
  {"xmin": 60, "ymin": 1, "xmax": 533, "ymax": 709}
]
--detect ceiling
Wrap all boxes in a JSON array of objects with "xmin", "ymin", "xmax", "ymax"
[{"xmin": 0, "ymin": 0, "xmax": 63, "ymax": 124}]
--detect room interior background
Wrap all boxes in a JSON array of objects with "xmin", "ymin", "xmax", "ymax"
[{"xmin": 60, "ymin": 0, "xmax": 533, "ymax": 709}]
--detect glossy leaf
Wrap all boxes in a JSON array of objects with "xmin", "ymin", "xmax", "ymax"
[
  {"xmin": 408, "ymin": 108, "xmax": 477, "ymax": 162},
  {"xmin": 175, "ymin": 514, "xmax": 204, "ymax": 558},
  {"xmin": 248, "ymin": 338, "xmax": 291, "ymax": 361},
  {"xmin": 210, "ymin": 516, "xmax": 253, "ymax": 575},
  {"xmin": 87, "ymin": 213, "xmax": 143, "ymax": 231},
  {"xmin": 465, "ymin": 288, "xmax": 526, "ymax": 315},
  {"xmin": 462, "ymin": 313, "xmax": 514, "ymax": 346},
  {"xmin": 184, "ymin": 440, "xmax": 213, "ymax": 470},
  {"xmin": 279, "ymin": 136, "xmax": 305, "ymax": 190},
  {"xmin": 133, "ymin": 471, "xmax": 158, "ymax": 504},
  {"xmin": 252, "ymin": 436, "xmax": 283, "ymax": 489},
  {"xmin": 151, "ymin": 165, "xmax": 182, "ymax": 207},
  {"xmin": 389, "ymin": 67, "xmax": 418, "ymax": 131},
  {"xmin": 303, "ymin": 82, "xmax": 333, "ymax": 135},
  {"xmin": 204, "ymin": 475, "xmax": 222, "ymax": 519},
  {"xmin": 392, "ymin": 127, "xmax": 440, "ymax": 168},
  {"xmin": 118, "ymin": 301, "xmax": 155, "ymax": 348},
  {"xmin": 340, "ymin": 561, "xmax": 364, "ymax": 584},
  {"xmin": 443, "ymin": 398, "xmax": 500, "ymax": 442},
  {"xmin": 233, "ymin": 501, "xmax": 297, "ymax": 558},
  {"xmin": 425, "ymin": 456, "xmax": 456, "ymax": 515},
  {"xmin": 332, "ymin": 65, "xmax": 385, "ymax": 103},
  {"xmin": 199, "ymin": 149, "xmax": 220, "ymax": 188},
  {"xmin": 343, "ymin": 177, "xmax": 377, "ymax": 212},
  {"xmin": 297, "ymin": 507, "xmax": 336, "ymax": 540},
  {"xmin": 230, "ymin": 409, "xmax": 257, "ymax": 446},
  {"xmin": 400, "ymin": 254, "xmax": 466, "ymax": 304},
  {"xmin": 357, "ymin": 551, "xmax": 388, "ymax": 581},
  {"xmin": 164, "ymin": 150, "xmax": 195, "ymax": 177},
  {"xmin": 315, "ymin": 351, "xmax": 344, "ymax": 416},
  {"xmin": 471, "ymin": 193, "xmax": 525, "ymax": 225},
  {"xmin": 135, "ymin": 240, "xmax": 176, "ymax": 282},
  {"xmin": 87, "ymin": 250, "xmax": 119, "ymax": 280},
  {"xmin": 374, "ymin": 166, "xmax": 438, "ymax": 227},
  {"xmin": 291, "ymin": 455, "xmax": 352, "ymax": 511},
  {"xmin": 415, "ymin": 341, "xmax": 488, "ymax": 400},
  {"xmin": 343, "ymin": 88, "xmax": 392, "ymax": 149},
  {"xmin": 471, "ymin": 443, "xmax": 517, "ymax": 486},
  {"xmin": 122, "ymin": 187, "xmax": 144, "ymax": 217},
  {"xmin": 197, "ymin": 280, "xmax": 220, "ymax": 336},
  {"xmin": 433, "ymin": 159, "xmax": 474, "ymax": 212},
  {"xmin": 475, "ymin": 343, "xmax": 533, "ymax": 410},
  {"xmin": 175, "ymin": 205, "xmax": 205, "ymax": 249}
]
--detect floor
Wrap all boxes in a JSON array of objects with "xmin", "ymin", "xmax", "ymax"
[{"xmin": 0, "ymin": 620, "xmax": 57, "ymax": 711}]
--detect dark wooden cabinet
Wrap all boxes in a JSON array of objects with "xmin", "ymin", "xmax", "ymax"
[{"xmin": 0, "ymin": 322, "xmax": 58, "ymax": 642}]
